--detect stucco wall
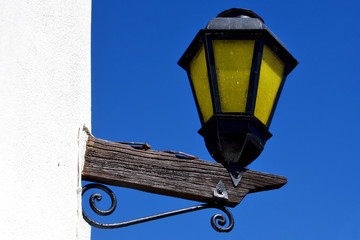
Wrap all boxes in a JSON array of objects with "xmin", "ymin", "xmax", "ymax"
[{"xmin": 0, "ymin": 1, "xmax": 91, "ymax": 239}]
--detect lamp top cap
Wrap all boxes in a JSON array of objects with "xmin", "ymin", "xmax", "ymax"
[
  {"xmin": 216, "ymin": 8, "xmax": 264, "ymax": 23},
  {"xmin": 205, "ymin": 8, "xmax": 266, "ymax": 31}
]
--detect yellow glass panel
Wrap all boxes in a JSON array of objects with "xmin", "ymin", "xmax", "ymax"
[
  {"xmin": 255, "ymin": 45, "xmax": 285, "ymax": 125},
  {"xmin": 213, "ymin": 40, "xmax": 255, "ymax": 112},
  {"xmin": 189, "ymin": 45, "xmax": 213, "ymax": 122}
]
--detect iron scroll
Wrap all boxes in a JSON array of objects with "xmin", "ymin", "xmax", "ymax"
[{"xmin": 82, "ymin": 183, "xmax": 234, "ymax": 232}]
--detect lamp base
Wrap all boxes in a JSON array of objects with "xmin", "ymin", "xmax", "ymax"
[{"xmin": 198, "ymin": 114, "xmax": 272, "ymax": 186}]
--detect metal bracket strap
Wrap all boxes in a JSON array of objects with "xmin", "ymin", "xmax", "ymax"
[
  {"xmin": 82, "ymin": 183, "xmax": 234, "ymax": 232},
  {"xmin": 213, "ymin": 180, "xmax": 229, "ymax": 203}
]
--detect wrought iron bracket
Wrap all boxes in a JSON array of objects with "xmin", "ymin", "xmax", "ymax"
[{"xmin": 82, "ymin": 183, "xmax": 235, "ymax": 232}]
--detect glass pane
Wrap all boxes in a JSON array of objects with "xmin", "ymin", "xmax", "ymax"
[
  {"xmin": 213, "ymin": 40, "xmax": 255, "ymax": 113},
  {"xmin": 255, "ymin": 45, "xmax": 285, "ymax": 125},
  {"xmin": 189, "ymin": 45, "xmax": 213, "ymax": 123}
]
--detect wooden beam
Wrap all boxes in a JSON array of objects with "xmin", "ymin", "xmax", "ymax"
[{"xmin": 82, "ymin": 136, "xmax": 287, "ymax": 207}]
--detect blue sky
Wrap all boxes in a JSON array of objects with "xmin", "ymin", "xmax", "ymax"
[{"xmin": 86, "ymin": 0, "xmax": 360, "ymax": 239}]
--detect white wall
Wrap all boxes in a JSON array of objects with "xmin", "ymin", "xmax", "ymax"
[{"xmin": 0, "ymin": 1, "xmax": 91, "ymax": 239}]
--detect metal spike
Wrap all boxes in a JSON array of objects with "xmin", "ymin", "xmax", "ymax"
[{"xmin": 228, "ymin": 164, "xmax": 244, "ymax": 187}]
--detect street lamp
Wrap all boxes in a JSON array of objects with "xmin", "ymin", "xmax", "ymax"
[
  {"xmin": 81, "ymin": 8, "xmax": 296, "ymax": 234},
  {"xmin": 178, "ymin": 8, "xmax": 298, "ymax": 186}
]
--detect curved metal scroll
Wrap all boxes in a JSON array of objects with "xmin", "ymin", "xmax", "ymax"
[{"xmin": 82, "ymin": 183, "xmax": 234, "ymax": 232}]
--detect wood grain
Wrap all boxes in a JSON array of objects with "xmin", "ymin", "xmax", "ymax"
[{"xmin": 82, "ymin": 136, "xmax": 287, "ymax": 207}]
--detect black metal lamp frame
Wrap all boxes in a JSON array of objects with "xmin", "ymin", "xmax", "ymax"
[
  {"xmin": 178, "ymin": 29, "xmax": 298, "ymax": 185},
  {"xmin": 178, "ymin": 29, "xmax": 298, "ymax": 127}
]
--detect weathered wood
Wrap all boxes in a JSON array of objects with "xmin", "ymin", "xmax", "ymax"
[{"xmin": 82, "ymin": 136, "xmax": 287, "ymax": 207}]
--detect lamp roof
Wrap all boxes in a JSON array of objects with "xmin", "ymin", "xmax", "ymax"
[
  {"xmin": 205, "ymin": 9, "xmax": 289, "ymax": 52},
  {"xmin": 178, "ymin": 8, "xmax": 298, "ymax": 75}
]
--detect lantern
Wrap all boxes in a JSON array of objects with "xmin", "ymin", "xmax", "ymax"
[{"xmin": 178, "ymin": 9, "xmax": 298, "ymax": 186}]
